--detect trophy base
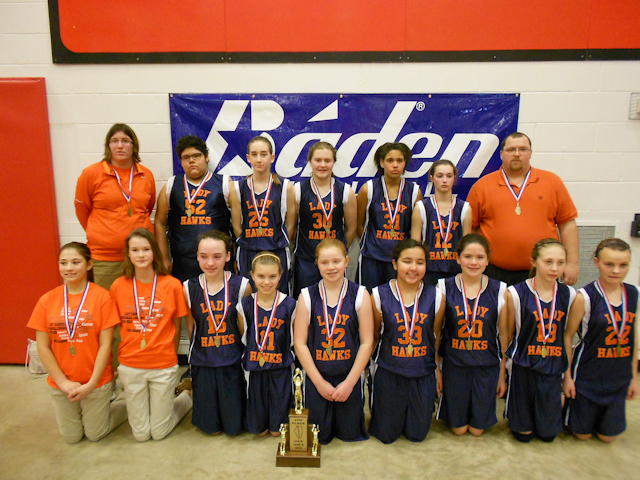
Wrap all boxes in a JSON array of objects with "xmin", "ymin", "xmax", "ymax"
[{"xmin": 276, "ymin": 424, "xmax": 321, "ymax": 468}]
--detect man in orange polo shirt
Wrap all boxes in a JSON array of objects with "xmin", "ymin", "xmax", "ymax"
[{"xmin": 466, "ymin": 132, "xmax": 579, "ymax": 286}]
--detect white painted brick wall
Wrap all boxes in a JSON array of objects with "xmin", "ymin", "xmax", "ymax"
[{"xmin": 2, "ymin": 0, "xmax": 640, "ymax": 281}]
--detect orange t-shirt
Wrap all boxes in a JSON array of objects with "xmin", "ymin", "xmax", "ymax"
[
  {"xmin": 75, "ymin": 161, "xmax": 156, "ymax": 261},
  {"xmin": 110, "ymin": 274, "xmax": 189, "ymax": 369},
  {"xmin": 27, "ymin": 284, "xmax": 120, "ymax": 389},
  {"xmin": 466, "ymin": 167, "xmax": 577, "ymax": 271}
]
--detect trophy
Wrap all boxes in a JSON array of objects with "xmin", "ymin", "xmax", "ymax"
[{"xmin": 276, "ymin": 368, "xmax": 321, "ymax": 467}]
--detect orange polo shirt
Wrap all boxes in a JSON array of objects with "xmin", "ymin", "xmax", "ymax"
[
  {"xmin": 75, "ymin": 161, "xmax": 156, "ymax": 261},
  {"xmin": 466, "ymin": 167, "xmax": 577, "ymax": 271}
]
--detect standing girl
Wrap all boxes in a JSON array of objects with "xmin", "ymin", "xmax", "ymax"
[
  {"xmin": 184, "ymin": 230, "xmax": 251, "ymax": 435},
  {"xmin": 436, "ymin": 233, "xmax": 508, "ymax": 436},
  {"xmin": 357, "ymin": 142, "xmax": 422, "ymax": 291},
  {"xmin": 504, "ymin": 238, "xmax": 576, "ymax": 442},
  {"xmin": 563, "ymin": 238, "xmax": 638, "ymax": 442},
  {"xmin": 368, "ymin": 239, "xmax": 445, "ymax": 443},
  {"xmin": 239, "ymin": 251, "xmax": 297, "ymax": 436},
  {"xmin": 293, "ymin": 142, "xmax": 357, "ymax": 297},
  {"xmin": 27, "ymin": 242, "xmax": 127, "ymax": 443},
  {"xmin": 411, "ymin": 159, "xmax": 472, "ymax": 285},
  {"xmin": 110, "ymin": 228, "xmax": 192, "ymax": 442},
  {"xmin": 228, "ymin": 136, "xmax": 296, "ymax": 293},
  {"xmin": 293, "ymin": 238, "xmax": 374, "ymax": 444}
]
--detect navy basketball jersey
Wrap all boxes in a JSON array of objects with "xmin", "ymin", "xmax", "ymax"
[
  {"xmin": 571, "ymin": 282, "xmax": 639, "ymax": 403},
  {"xmin": 240, "ymin": 293, "xmax": 297, "ymax": 372},
  {"xmin": 294, "ymin": 178, "xmax": 350, "ymax": 262},
  {"xmin": 359, "ymin": 178, "xmax": 420, "ymax": 262},
  {"xmin": 167, "ymin": 173, "xmax": 231, "ymax": 257},
  {"xmin": 185, "ymin": 272, "xmax": 249, "ymax": 367},
  {"xmin": 417, "ymin": 196, "xmax": 469, "ymax": 273},
  {"xmin": 302, "ymin": 280, "xmax": 364, "ymax": 376},
  {"xmin": 506, "ymin": 280, "xmax": 576, "ymax": 375},
  {"xmin": 236, "ymin": 176, "xmax": 289, "ymax": 251},
  {"xmin": 372, "ymin": 281, "xmax": 440, "ymax": 377},
  {"xmin": 438, "ymin": 275, "xmax": 506, "ymax": 367}
]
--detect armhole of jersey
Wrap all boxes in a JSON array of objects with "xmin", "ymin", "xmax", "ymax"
[
  {"xmin": 301, "ymin": 288, "xmax": 311, "ymax": 323},
  {"xmin": 418, "ymin": 201, "xmax": 427, "ymax": 241},
  {"xmin": 280, "ymin": 179, "xmax": 289, "ymax": 232},
  {"xmin": 461, "ymin": 201, "xmax": 471, "ymax": 223},
  {"xmin": 436, "ymin": 278, "xmax": 447, "ymax": 297},
  {"xmin": 222, "ymin": 175, "xmax": 230, "ymax": 209},
  {"xmin": 568, "ymin": 285, "xmax": 577, "ymax": 307},
  {"xmin": 372, "ymin": 287, "xmax": 381, "ymax": 314},
  {"xmin": 497, "ymin": 281, "xmax": 507, "ymax": 315},
  {"xmin": 434, "ymin": 286, "xmax": 442, "ymax": 313},
  {"xmin": 166, "ymin": 175, "xmax": 176, "ymax": 204},
  {"xmin": 294, "ymin": 182, "xmax": 301, "ymax": 205},
  {"xmin": 182, "ymin": 279, "xmax": 191, "ymax": 309},
  {"xmin": 366, "ymin": 180, "xmax": 374, "ymax": 203},
  {"xmin": 411, "ymin": 183, "xmax": 420, "ymax": 206},
  {"xmin": 508, "ymin": 285, "xmax": 521, "ymax": 333},
  {"xmin": 238, "ymin": 300, "xmax": 248, "ymax": 345},
  {"xmin": 579, "ymin": 288, "xmax": 591, "ymax": 338},
  {"xmin": 239, "ymin": 277, "xmax": 250, "ymax": 299},
  {"xmin": 355, "ymin": 285, "xmax": 365, "ymax": 312},
  {"xmin": 343, "ymin": 183, "xmax": 351, "ymax": 206}
]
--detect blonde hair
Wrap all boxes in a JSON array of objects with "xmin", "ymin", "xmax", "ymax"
[{"xmin": 251, "ymin": 251, "xmax": 282, "ymax": 273}]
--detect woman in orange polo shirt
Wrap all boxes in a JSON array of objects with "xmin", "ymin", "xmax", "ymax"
[
  {"xmin": 27, "ymin": 242, "xmax": 127, "ymax": 443},
  {"xmin": 110, "ymin": 228, "xmax": 192, "ymax": 442},
  {"xmin": 75, "ymin": 124, "xmax": 156, "ymax": 290}
]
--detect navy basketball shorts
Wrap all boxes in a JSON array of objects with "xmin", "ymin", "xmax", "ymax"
[
  {"xmin": 506, "ymin": 364, "xmax": 562, "ymax": 438},
  {"xmin": 566, "ymin": 390, "xmax": 627, "ymax": 438},
  {"xmin": 293, "ymin": 256, "xmax": 322, "ymax": 298},
  {"xmin": 246, "ymin": 367, "xmax": 293, "ymax": 434},
  {"xmin": 305, "ymin": 371, "xmax": 368, "ymax": 444},
  {"xmin": 191, "ymin": 363, "xmax": 246, "ymax": 435},
  {"xmin": 237, "ymin": 247, "xmax": 290, "ymax": 294},
  {"xmin": 437, "ymin": 361, "xmax": 500, "ymax": 430},
  {"xmin": 356, "ymin": 256, "xmax": 396, "ymax": 292},
  {"xmin": 369, "ymin": 366, "xmax": 437, "ymax": 444}
]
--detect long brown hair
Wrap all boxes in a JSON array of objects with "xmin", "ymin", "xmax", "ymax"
[
  {"xmin": 122, "ymin": 228, "xmax": 168, "ymax": 278},
  {"xmin": 529, "ymin": 238, "xmax": 566, "ymax": 278}
]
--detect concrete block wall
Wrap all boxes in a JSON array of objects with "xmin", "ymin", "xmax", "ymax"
[{"xmin": 2, "ymin": 0, "xmax": 640, "ymax": 281}]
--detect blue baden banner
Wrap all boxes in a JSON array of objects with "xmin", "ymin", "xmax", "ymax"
[{"xmin": 169, "ymin": 94, "xmax": 519, "ymax": 198}]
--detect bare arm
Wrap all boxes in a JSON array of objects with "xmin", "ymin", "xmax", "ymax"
[
  {"xmin": 497, "ymin": 296, "xmax": 509, "ymax": 397},
  {"xmin": 462, "ymin": 205, "xmax": 473, "ymax": 236},
  {"xmin": 563, "ymin": 292, "xmax": 584, "ymax": 399},
  {"xmin": 344, "ymin": 188, "xmax": 358, "ymax": 248},
  {"xmin": 372, "ymin": 294, "xmax": 382, "ymax": 346},
  {"xmin": 286, "ymin": 182, "xmax": 297, "ymax": 243},
  {"xmin": 173, "ymin": 317, "xmax": 183, "ymax": 353},
  {"xmin": 228, "ymin": 181, "xmax": 243, "ymax": 239},
  {"xmin": 333, "ymin": 290, "xmax": 374, "ymax": 402},
  {"xmin": 155, "ymin": 184, "xmax": 172, "ymax": 273},
  {"xmin": 558, "ymin": 220, "xmax": 579, "ymax": 286},
  {"xmin": 356, "ymin": 183, "xmax": 369, "ymax": 239},
  {"xmin": 629, "ymin": 313, "xmax": 638, "ymax": 400},
  {"xmin": 410, "ymin": 206, "xmax": 423, "ymax": 242},
  {"xmin": 434, "ymin": 294, "xmax": 446, "ymax": 396}
]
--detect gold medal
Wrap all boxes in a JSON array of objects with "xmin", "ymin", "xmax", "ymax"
[
  {"xmin": 326, "ymin": 345, "xmax": 333, "ymax": 356},
  {"xmin": 259, "ymin": 353, "xmax": 266, "ymax": 367},
  {"xmin": 186, "ymin": 206, "xmax": 192, "ymax": 217},
  {"xmin": 444, "ymin": 248, "xmax": 449, "ymax": 257},
  {"xmin": 390, "ymin": 229, "xmax": 395, "ymax": 238},
  {"xmin": 258, "ymin": 226, "xmax": 263, "ymax": 236},
  {"xmin": 466, "ymin": 339, "xmax": 472, "ymax": 350},
  {"xmin": 325, "ymin": 226, "xmax": 331, "ymax": 235},
  {"xmin": 407, "ymin": 344, "xmax": 414, "ymax": 356},
  {"xmin": 140, "ymin": 338, "xmax": 147, "ymax": 349},
  {"xmin": 541, "ymin": 345, "xmax": 548, "ymax": 358},
  {"xmin": 617, "ymin": 343, "xmax": 622, "ymax": 356},
  {"xmin": 515, "ymin": 204, "xmax": 521, "ymax": 215},
  {"xmin": 69, "ymin": 344, "xmax": 75, "ymax": 356},
  {"xmin": 214, "ymin": 334, "xmax": 221, "ymax": 347},
  {"xmin": 128, "ymin": 206, "xmax": 133, "ymax": 217}
]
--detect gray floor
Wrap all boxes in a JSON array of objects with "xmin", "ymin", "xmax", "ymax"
[{"xmin": 2, "ymin": 365, "xmax": 640, "ymax": 480}]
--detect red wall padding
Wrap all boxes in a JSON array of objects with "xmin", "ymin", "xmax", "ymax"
[{"xmin": 0, "ymin": 78, "xmax": 60, "ymax": 364}]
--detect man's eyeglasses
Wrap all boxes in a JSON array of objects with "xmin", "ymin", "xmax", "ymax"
[
  {"xmin": 180, "ymin": 152, "xmax": 204, "ymax": 162},
  {"xmin": 502, "ymin": 147, "xmax": 531, "ymax": 154}
]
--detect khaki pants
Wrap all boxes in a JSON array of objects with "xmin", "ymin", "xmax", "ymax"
[
  {"xmin": 49, "ymin": 382, "xmax": 127, "ymax": 444},
  {"xmin": 118, "ymin": 364, "xmax": 192, "ymax": 442},
  {"xmin": 92, "ymin": 260, "xmax": 124, "ymax": 371}
]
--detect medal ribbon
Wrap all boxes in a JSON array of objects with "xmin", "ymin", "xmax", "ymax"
[
  {"xmin": 311, "ymin": 178, "xmax": 335, "ymax": 230},
  {"xmin": 63, "ymin": 282, "xmax": 90, "ymax": 343},
  {"xmin": 430, "ymin": 196, "xmax": 454, "ymax": 248},
  {"xmin": 381, "ymin": 178, "xmax": 405, "ymax": 232},
  {"xmin": 395, "ymin": 280, "xmax": 423, "ymax": 342},
  {"xmin": 459, "ymin": 276, "xmax": 484, "ymax": 338},
  {"xmin": 250, "ymin": 175, "xmax": 273, "ymax": 231},
  {"xmin": 319, "ymin": 279, "xmax": 348, "ymax": 343},
  {"xmin": 202, "ymin": 272, "xmax": 229, "ymax": 333},
  {"xmin": 112, "ymin": 166, "xmax": 134, "ymax": 205},
  {"xmin": 532, "ymin": 278, "xmax": 557, "ymax": 344},
  {"xmin": 184, "ymin": 171, "xmax": 212, "ymax": 210},
  {"xmin": 254, "ymin": 291, "xmax": 280, "ymax": 354},
  {"xmin": 133, "ymin": 274, "xmax": 158, "ymax": 336},
  {"xmin": 595, "ymin": 280, "xmax": 628, "ymax": 343},
  {"xmin": 501, "ymin": 167, "xmax": 531, "ymax": 207}
]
